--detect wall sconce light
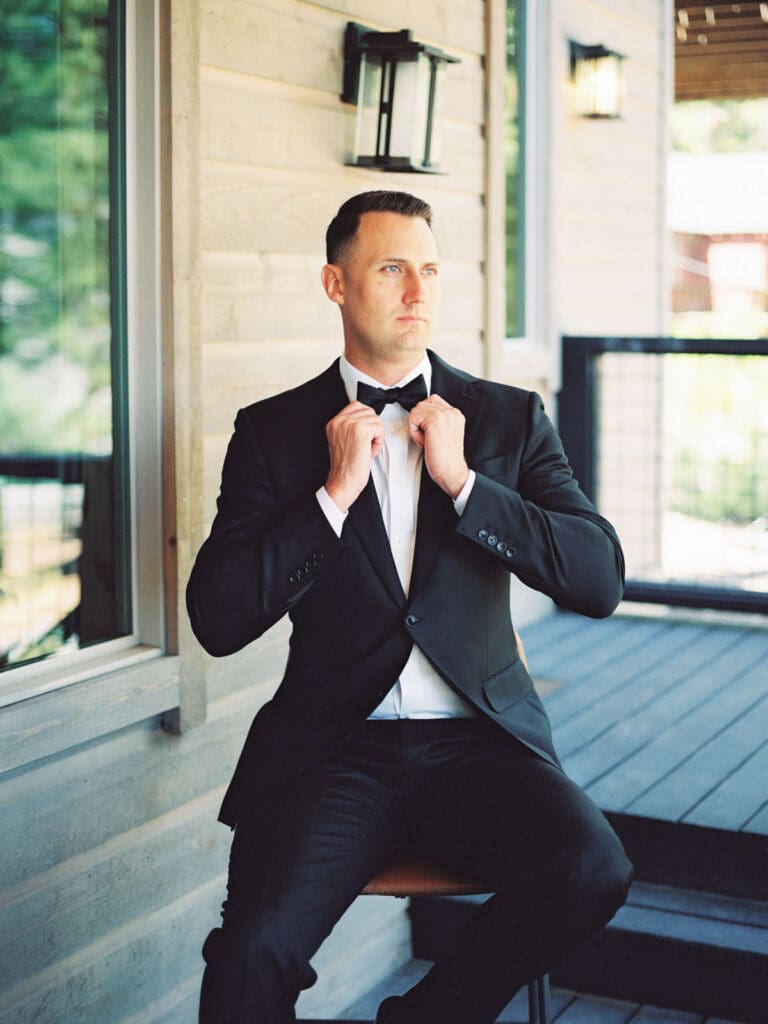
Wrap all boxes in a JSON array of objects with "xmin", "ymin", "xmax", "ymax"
[
  {"xmin": 569, "ymin": 41, "xmax": 625, "ymax": 118},
  {"xmin": 341, "ymin": 21, "xmax": 461, "ymax": 173}
]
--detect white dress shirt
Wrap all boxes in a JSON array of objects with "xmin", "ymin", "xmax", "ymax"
[{"xmin": 315, "ymin": 354, "xmax": 477, "ymax": 719}]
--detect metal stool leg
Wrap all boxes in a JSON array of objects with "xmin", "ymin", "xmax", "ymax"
[{"xmin": 527, "ymin": 974, "xmax": 550, "ymax": 1024}]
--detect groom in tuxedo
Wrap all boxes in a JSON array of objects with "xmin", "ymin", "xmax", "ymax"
[{"xmin": 187, "ymin": 190, "xmax": 632, "ymax": 1023}]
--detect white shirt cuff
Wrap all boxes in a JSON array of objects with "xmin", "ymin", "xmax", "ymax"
[
  {"xmin": 316, "ymin": 486, "xmax": 348, "ymax": 537},
  {"xmin": 452, "ymin": 470, "xmax": 476, "ymax": 517}
]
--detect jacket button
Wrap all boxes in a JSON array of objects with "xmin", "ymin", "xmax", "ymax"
[
  {"xmin": 487, "ymin": 535, "xmax": 497, "ymax": 546},
  {"xmin": 406, "ymin": 614, "xmax": 419, "ymax": 627},
  {"xmin": 296, "ymin": 567, "xmax": 306, "ymax": 579},
  {"xmin": 288, "ymin": 575, "xmax": 296, "ymax": 584},
  {"xmin": 505, "ymin": 548, "xmax": 516, "ymax": 559},
  {"xmin": 496, "ymin": 541, "xmax": 507, "ymax": 552},
  {"xmin": 478, "ymin": 529, "xmax": 488, "ymax": 540}
]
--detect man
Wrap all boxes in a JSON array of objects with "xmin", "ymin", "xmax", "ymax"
[{"xmin": 187, "ymin": 190, "xmax": 632, "ymax": 1024}]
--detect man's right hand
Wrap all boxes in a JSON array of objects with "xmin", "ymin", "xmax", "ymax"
[{"xmin": 324, "ymin": 401, "xmax": 385, "ymax": 512}]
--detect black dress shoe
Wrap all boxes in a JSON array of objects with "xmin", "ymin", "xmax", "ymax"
[{"xmin": 375, "ymin": 994, "xmax": 404, "ymax": 1024}]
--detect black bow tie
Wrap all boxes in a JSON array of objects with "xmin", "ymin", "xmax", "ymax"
[{"xmin": 357, "ymin": 375, "xmax": 427, "ymax": 414}]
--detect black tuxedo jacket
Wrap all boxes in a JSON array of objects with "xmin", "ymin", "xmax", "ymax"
[{"xmin": 187, "ymin": 351, "xmax": 624, "ymax": 827}]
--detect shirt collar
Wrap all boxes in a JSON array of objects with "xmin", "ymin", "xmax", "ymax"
[{"xmin": 339, "ymin": 352, "xmax": 432, "ymax": 405}]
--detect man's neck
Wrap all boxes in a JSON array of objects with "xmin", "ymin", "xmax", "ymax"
[{"xmin": 342, "ymin": 351, "xmax": 429, "ymax": 388}]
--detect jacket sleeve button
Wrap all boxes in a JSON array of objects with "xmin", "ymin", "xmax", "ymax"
[
  {"xmin": 505, "ymin": 548, "xmax": 516, "ymax": 559},
  {"xmin": 487, "ymin": 535, "xmax": 497, "ymax": 546},
  {"xmin": 496, "ymin": 541, "xmax": 507, "ymax": 552},
  {"xmin": 478, "ymin": 529, "xmax": 488, "ymax": 540}
]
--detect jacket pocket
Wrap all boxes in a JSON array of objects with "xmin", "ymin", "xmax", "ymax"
[{"xmin": 482, "ymin": 657, "xmax": 533, "ymax": 713}]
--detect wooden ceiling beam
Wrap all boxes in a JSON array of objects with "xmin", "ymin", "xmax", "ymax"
[{"xmin": 674, "ymin": 1, "xmax": 768, "ymax": 98}]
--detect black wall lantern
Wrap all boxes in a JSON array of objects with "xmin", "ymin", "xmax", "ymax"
[
  {"xmin": 341, "ymin": 21, "xmax": 461, "ymax": 174},
  {"xmin": 569, "ymin": 41, "xmax": 626, "ymax": 118}
]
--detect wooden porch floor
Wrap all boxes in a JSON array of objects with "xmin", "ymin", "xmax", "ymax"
[
  {"xmin": 336, "ymin": 958, "xmax": 749, "ymax": 1023},
  {"xmin": 518, "ymin": 609, "xmax": 768, "ymax": 837}
]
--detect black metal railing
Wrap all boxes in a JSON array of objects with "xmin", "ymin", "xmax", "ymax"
[{"xmin": 559, "ymin": 336, "xmax": 768, "ymax": 613}]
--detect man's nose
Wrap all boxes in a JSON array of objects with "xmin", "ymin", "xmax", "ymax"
[{"xmin": 403, "ymin": 270, "xmax": 425, "ymax": 303}]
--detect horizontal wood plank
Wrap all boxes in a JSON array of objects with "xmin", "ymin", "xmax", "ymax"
[
  {"xmin": 199, "ymin": 162, "xmax": 484, "ymax": 259},
  {"xmin": 0, "ymin": 792, "xmax": 229, "ymax": 989},
  {"xmin": 0, "ymin": 876, "xmax": 224, "ymax": 1023},
  {"xmin": 0, "ymin": 676, "xmax": 273, "ymax": 890},
  {"xmin": 0, "ymin": 654, "xmax": 180, "ymax": 775}
]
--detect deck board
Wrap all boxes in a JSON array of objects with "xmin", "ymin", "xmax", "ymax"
[
  {"xmin": 332, "ymin": 957, "xmax": 746, "ymax": 1023},
  {"xmin": 545, "ymin": 622, "xmax": 704, "ymax": 728},
  {"xmin": 551, "ymin": 625, "xmax": 731, "ymax": 759},
  {"xmin": 520, "ymin": 611, "xmax": 768, "ymax": 838},
  {"xmin": 624, "ymin": 681, "xmax": 768, "ymax": 821},
  {"xmin": 563, "ymin": 629, "xmax": 747, "ymax": 787},
  {"xmin": 683, "ymin": 739, "xmax": 768, "ymax": 831},
  {"xmin": 572, "ymin": 632, "xmax": 768, "ymax": 805}
]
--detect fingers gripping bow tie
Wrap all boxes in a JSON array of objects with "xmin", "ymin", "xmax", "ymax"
[{"xmin": 357, "ymin": 375, "xmax": 427, "ymax": 414}]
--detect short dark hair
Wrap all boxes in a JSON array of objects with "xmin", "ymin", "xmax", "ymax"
[{"xmin": 325, "ymin": 191, "xmax": 433, "ymax": 264}]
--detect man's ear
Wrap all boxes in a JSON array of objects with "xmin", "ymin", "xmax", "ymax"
[{"xmin": 321, "ymin": 263, "xmax": 344, "ymax": 305}]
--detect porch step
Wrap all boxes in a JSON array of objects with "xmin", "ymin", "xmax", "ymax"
[
  {"xmin": 408, "ymin": 882, "xmax": 768, "ymax": 1023},
  {"xmin": 607, "ymin": 813, "xmax": 768, "ymax": 902}
]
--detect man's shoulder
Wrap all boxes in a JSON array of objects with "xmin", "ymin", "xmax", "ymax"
[{"xmin": 430, "ymin": 351, "xmax": 541, "ymax": 411}]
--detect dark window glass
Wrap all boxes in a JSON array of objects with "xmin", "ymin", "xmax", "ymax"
[{"xmin": 0, "ymin": 0, "xmax": 129, "ymax": 671}]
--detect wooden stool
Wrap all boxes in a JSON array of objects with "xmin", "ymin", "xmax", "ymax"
[{"xmin": 298, "ymin": 859, "xmax": 551, "ymax": 1024}]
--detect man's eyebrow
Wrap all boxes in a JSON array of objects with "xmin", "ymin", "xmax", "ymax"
[{"xmin": 376, "ymin": 257, "xmax": 440, "ymax": 266}]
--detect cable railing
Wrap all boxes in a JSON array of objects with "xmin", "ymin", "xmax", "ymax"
[{"xmin": 559, "ymin": 336, "xmax": 768, "ymax": 613}]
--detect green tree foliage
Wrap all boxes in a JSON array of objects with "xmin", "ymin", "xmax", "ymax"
[
  {"xmin": 505, "ymin": 0, "xmax": 522, "ymax": 338},
  {"xmin": 671, "ymin": 98, "xmax": 768, "ymax": 154},
  {"xmin": 666, "ymin": 354, "xmax": 768, "ymax": 525},
  {"xmin": 0, "ymin": 0, "xmax": 112, "ymax": 454}
]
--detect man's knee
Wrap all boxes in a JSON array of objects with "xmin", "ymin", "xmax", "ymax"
[{"xmin": 576, "ymin": 818, "xmax": 633, "ymax": 924}]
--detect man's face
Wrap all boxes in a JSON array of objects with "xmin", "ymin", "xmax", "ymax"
[{"xmin": 324, "ymin": 210, "xmax": 440, "ymax": 379}]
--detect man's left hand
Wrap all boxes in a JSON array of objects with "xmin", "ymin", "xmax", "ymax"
[{"xmin": 408, "ymin": 395, "xmax": 469, "ymax": 499}]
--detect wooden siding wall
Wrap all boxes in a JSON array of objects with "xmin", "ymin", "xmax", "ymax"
[
  {"xmin": 0, "ymin": 2, "xmax": 488, "ymax": 1023},
  {"xmin": 550, "ymin": 0, "xmax": 670, "ymax": 337},
  {"xmin": 548, "ymin": 0, "xmax": 670, "ymax": 581}
]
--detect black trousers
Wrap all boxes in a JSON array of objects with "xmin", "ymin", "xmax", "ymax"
[{"xmin": 199, "ymin": 718, "xmax": 632, "ymax": 1024}]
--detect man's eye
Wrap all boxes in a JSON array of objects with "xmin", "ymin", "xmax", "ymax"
[
  {"xmin": 383, "ymin": 264, "xmax": 401, "ymax": 273},
  {"xmin": 423, "ymin": 267, "xmax": 438, "ymax": 277}
]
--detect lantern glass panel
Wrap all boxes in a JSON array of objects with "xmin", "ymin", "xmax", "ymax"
[
  {"xmin": 575, "ymin": 54, "xmax": 623, "ymax": 117},
  {"xmin": 353, "ymin": 52, "xmax": 384, "ymax": 162},
  {"xmin": 388, "ymin": 52, "xmax": 431, "ymax": 165}
]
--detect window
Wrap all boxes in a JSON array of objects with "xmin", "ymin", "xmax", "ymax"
[
  {"xmin": 1, "ymin": 0, "xmax": 165, "ymax": 687},
  {"xmin": 495, "ymin": 0, "xmax": 549, "ymax": 376},
  {"xmin": 505, "ymin": 0, "xmax": 525, "ymax": 339},
  {"xmin": 0, "ymin": 0, "xmax": 130, "ymax": 673}
]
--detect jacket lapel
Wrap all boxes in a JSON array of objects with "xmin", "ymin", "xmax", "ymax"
[
  {"xmin": 409, "ymin": 352, "xmax": 487, "ymax": 597},
  {"xmin": 348, "ymin": 479, "xmax": 407, "ymax": 607},
  {"xmin": 310, "ymin": 362, "xmax": 406, "ymax": 607}
]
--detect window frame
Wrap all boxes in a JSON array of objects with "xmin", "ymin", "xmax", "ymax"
[
  {"xmin": 0, "ymin": 0, "xmax": 179, "ymax": 766},
  {"xmin": 486, "ymin": 0, "xmax": 554, "ymax": 385}
]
